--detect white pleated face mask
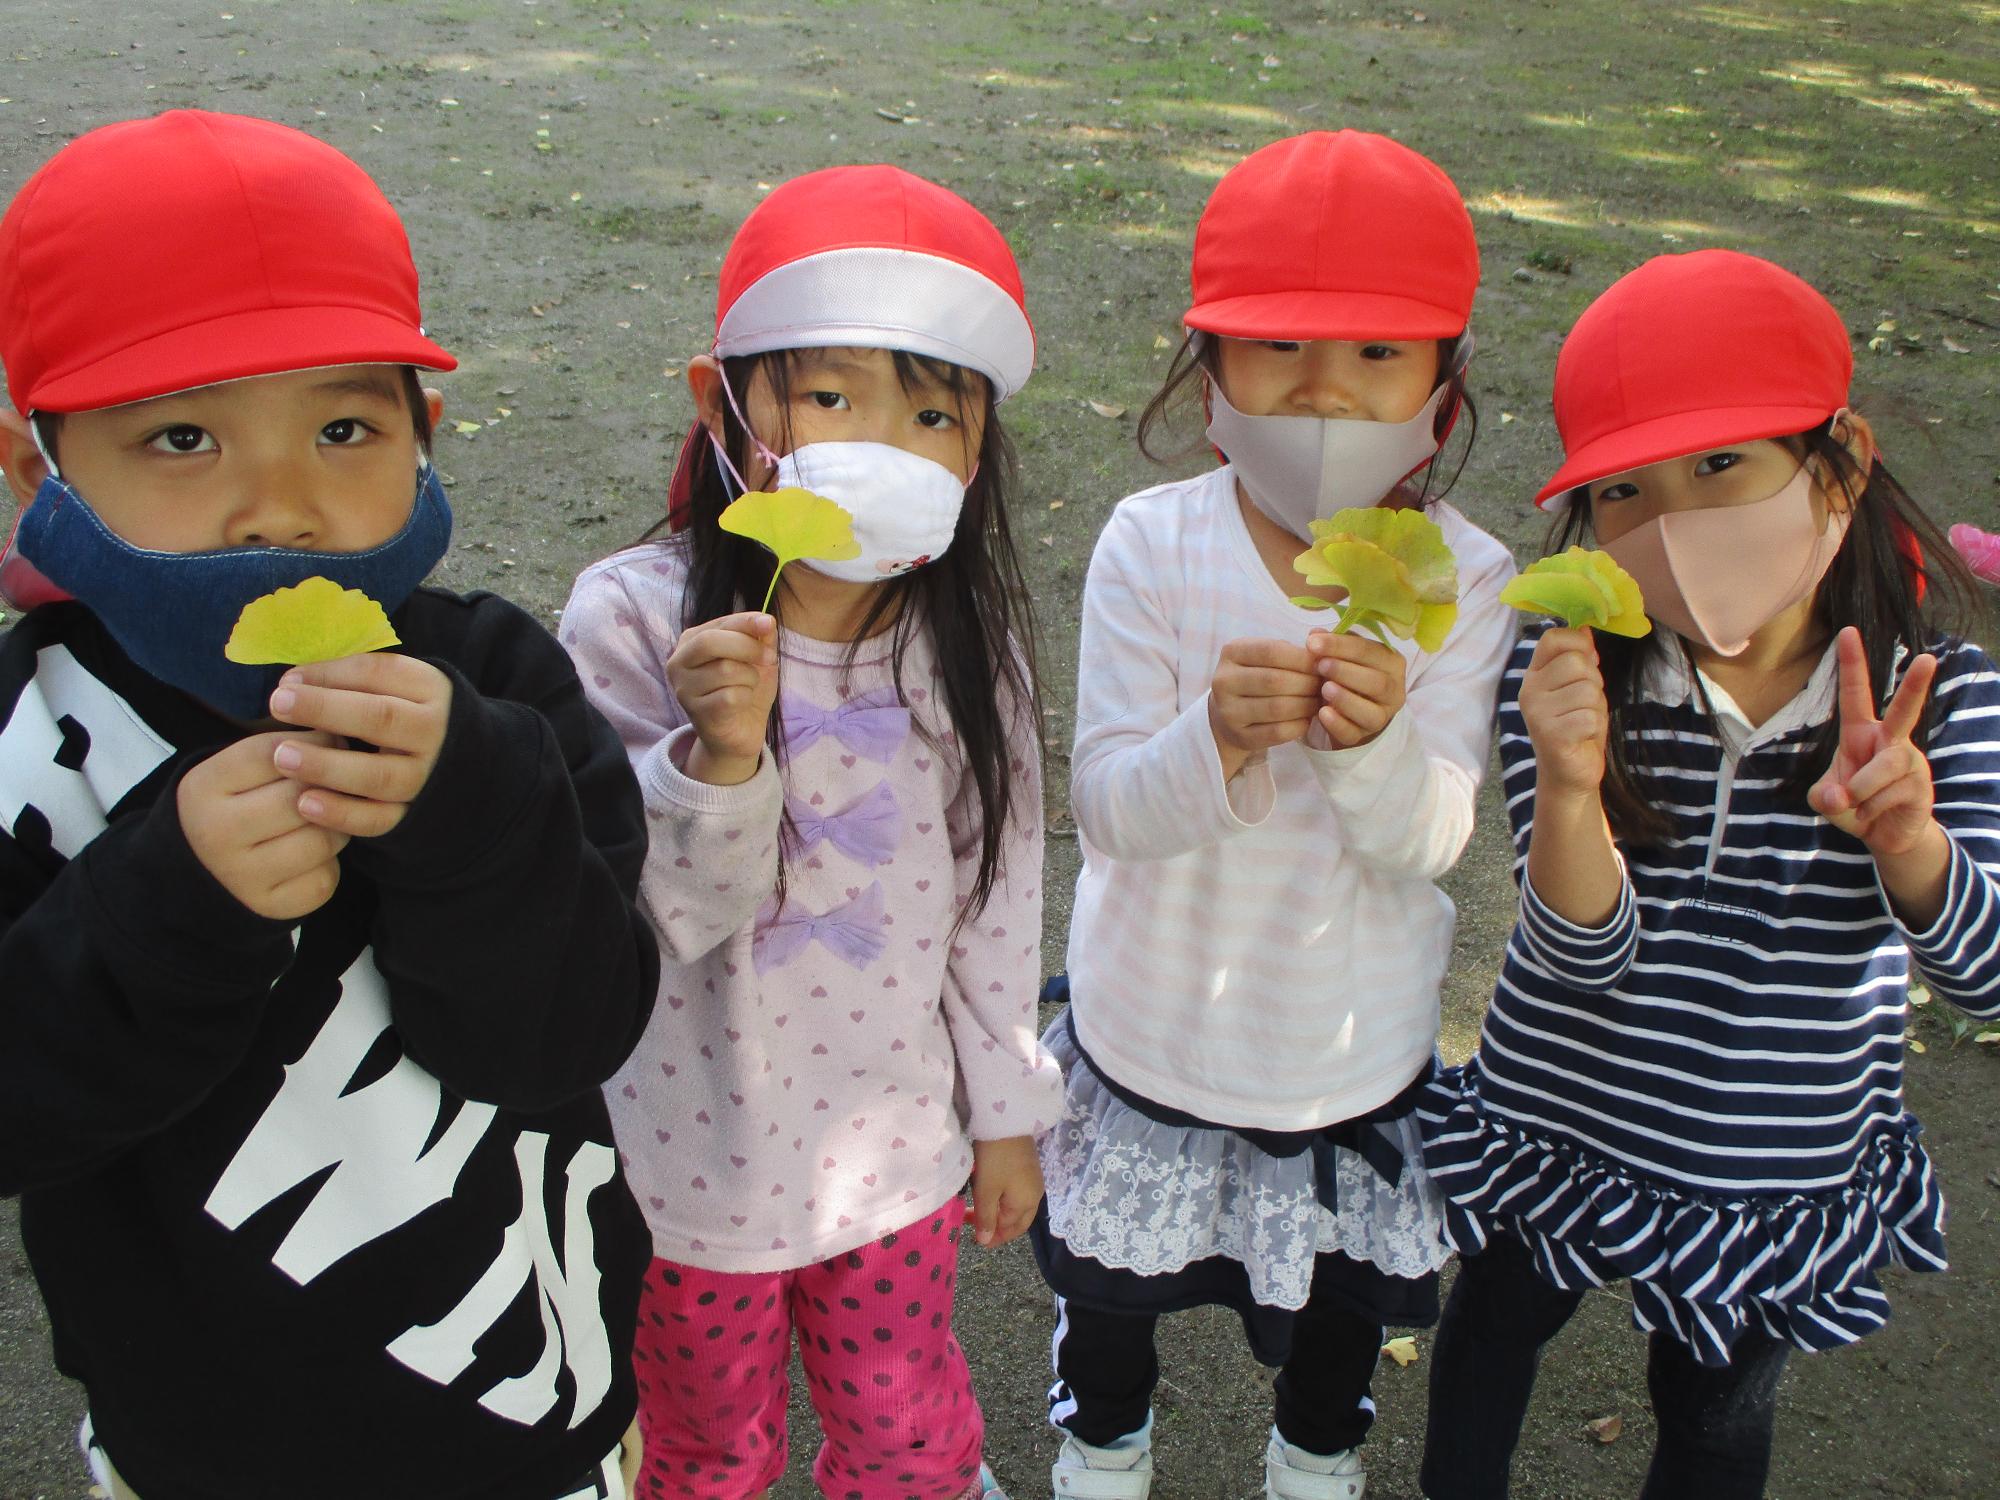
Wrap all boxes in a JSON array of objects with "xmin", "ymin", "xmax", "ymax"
[
  {"xmin": 774, "ymin": 442, "xmax": 966, "ymax": 581},
  {"xmin": 708, "ymin": 369, "xmax": 969, "ymax": 583},
  {"xmin": 1203, "ymin": 357, "xmax": 1462, "ymax": 540}
]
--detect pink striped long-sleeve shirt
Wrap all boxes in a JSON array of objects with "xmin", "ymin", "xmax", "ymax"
[{"xmin": 1065, "ymin": 465, "xmax": 1518, "ymax": 1130}]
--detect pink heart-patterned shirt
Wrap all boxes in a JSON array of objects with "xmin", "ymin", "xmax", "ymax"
[{"xmin": 562, "ymin": 543, "xmax": 1061, "ymax": 1271}]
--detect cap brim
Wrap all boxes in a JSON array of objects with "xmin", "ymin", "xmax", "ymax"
[
  {"xmin": 27, "ymin": 304, "xmax": 457, "ymax": 413},
  {"xmin": 716, "ymin": 246, "xmax": 1035, "ymax": 401},
  {"xmin": 1184, "ymin": 289, "xmax": 1467, "ymax": 342},
  {"xmin": 1534, "ymin": 401, "xmax": 1837, "ymax": 507}
]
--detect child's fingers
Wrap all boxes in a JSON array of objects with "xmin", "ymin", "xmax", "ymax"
[
  {"xmin": 1224, "ymin": 638, "xmax": 1317, "ymax": 676},
  {"xmin": 1536, "ymin": 679, "xmax": 1607, "ymax": 720},
  {"xmin": 991, "ymin": 1199, "xmax": 1036, "ymax": 1248},
  {"xmin": 274, "ymin": 739, "xmax": 429, "ymax": 804},
  {"xmin": 1318, "ymin": 656, "xmax": 1397, "ymax": 702},
  {"xmin": 1530, "ymin": 626, "xmax": 1598, "ymax": 670},
  {"xmin": 194, "ymin": 730, "xmax": 333, "ymax": 794},
  {"xmin": 1848, "ymin": 764, "xmax": 1929, "ymax": 828},
  {"xmin": 197, "ymin": 771, "xmax": 333, "ymax": 847},
  {"xmin": 1221, "ymin": 663, "xmax": 1321, "ymax": 700},
  {"xmin": 678, "ymin": 659, "xmax": 767, "ymax": 699},
  {"xmin": 295, "ymin": 787, "xmax": 408, "ymax": 839},
  {"xmin": 1317, "ymin": 704, "xmax": 1378, "ymax": 747},
  {"xmin": 259, "ymin": 851, "xmax": 345, "ymax": 919},
  {"xmin": 699, "ymin": 610, "xmax": 777, "ymax": 641},
  {"xmin": 1881, "ymin": 653, "xmax": 1938, "ymax": 744},
  {"xmin": 1229, "ymin": 692, "xmax": 1323, "ymax": 726},
  {"xmin": 1529, "ymin": 645, "xmax": 1603, "ymax": 694},
  {"xmin": 1832, "ymin": 625, "xmax": 1878, "ymax": 730},
  {"xmin": 1308, "ymin": 629, "xmax": 1391, "ymax": 661},
  {"xmin": 1228, "ymin": 717, "xmax": 1313, "ymax": 751},
  {"xmin": 681, "ymin": 620, "xmax": 777, "ymax": 668},
  {"xmin": 970, "ymin": 1180, "xmax": 1001, "ymax": 1246},
  {"xmin": 1319, "ymin": 683, "xmax": 1393, "ymax": 732},
  {"xmin": 1810, "ymin": 777, "xmax": 1864, "ymax": 837},
  {"xmin": 244, "ymin": 817, "xmax": 351, "ymax": 883},
  {"xmin": 1842, "ymin": 741, "xmax": 1924, "ymax": 808},
  {"xmin": 269, "ymin": 681, "xmax": 441, "ymax": 753},
  {"xmin": 282, "ymin": 651, "xmax": 448, "ymax": 707}
]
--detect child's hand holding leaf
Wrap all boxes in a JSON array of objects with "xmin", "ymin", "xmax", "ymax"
[
  {"xmin": 1209, "ymin": 637, "xmax": 1323, "ymax": 782},
  {"xmin": 1500, "ymin": 548, "xmax": 1650, "ymax": 637},
  {"xmin": 668, "ymin": 612, "xmax": 780, "ymax": 787},
  {"xmin": 719, "ymin": 487, "xmax": 860, "ymax": 611},
  {"xmin": 226, "ymin": 577, "xmax": 450, "ymax": 838},
  {"xmin": 1291, "ymin": 506, "xmax": 1460, "ymax": 652},
  {"xmin": 1307, "ymin": 629, "xmax": 1408, "ymax": 749}
]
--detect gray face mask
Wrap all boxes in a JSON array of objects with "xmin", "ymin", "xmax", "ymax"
[{"xmin": 1201, "ymin": 332, "xmax": 1471, "ymax": 540}]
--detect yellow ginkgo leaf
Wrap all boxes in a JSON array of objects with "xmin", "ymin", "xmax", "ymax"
[
  {"xmin": 719, "ymin": 487, "xmax": 862, "ymax": 611},
  {"xmin": 1291, "ymin": 506, "xmax": 1459, "ymax": 650},
  {"xmin": 1380, "ymin": 1336, "xmax": 1419, "ymax": 1367},
  {"xmin": 1414, "ymin": 600, "xmax": 1458, "ymax": 654},
  {"xmin": 224, "ymin": 577, "xmax": 401, "ymax": 665},
  {"xmin": 1500, "ymin": 547, "xmax": 1651, "ymax": 637}
]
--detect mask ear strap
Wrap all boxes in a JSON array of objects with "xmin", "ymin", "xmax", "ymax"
[
  {"xmin": 713, "ymin": 358, "xmax": 783, "ymax": 477},
  {"xmin": 1432, "ymin": 328, "xmax": 1476, "ymax": 445},
  {"xmin": 27, "ymin": 412, "xmax": 61, "ymax": 481}
]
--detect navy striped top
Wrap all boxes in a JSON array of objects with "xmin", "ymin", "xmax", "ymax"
[{"xmin": 1422, "ymin": 626, "xmax": 2000, "ymax": 1364}]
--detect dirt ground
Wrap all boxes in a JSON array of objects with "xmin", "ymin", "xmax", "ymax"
[{"xmin": 2, "ymin": 1, "xmax": 1998, "ymax": 1496}]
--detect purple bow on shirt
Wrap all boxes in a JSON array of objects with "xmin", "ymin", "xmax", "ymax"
[
  {"xmin": 780, "ymin": 685, "xmax": 912, "ymax": 764},
  {"xmin": 787, "ymin": 782, "xmax": 904, "ymax": 869},
  {"xmin": 752, "ymin": 881, "xmax": 889, "ymax": 974}
]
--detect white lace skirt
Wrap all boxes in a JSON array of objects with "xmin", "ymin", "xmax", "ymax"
[{"xmin": 1037, "ymin": 1016, "xmax": 1451, "ymax": 1311}]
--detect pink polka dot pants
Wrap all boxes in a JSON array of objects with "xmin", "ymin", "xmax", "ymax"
[{"xmin": 632, "ymin": 1195, "xmax": 983, "ymax": 1500}]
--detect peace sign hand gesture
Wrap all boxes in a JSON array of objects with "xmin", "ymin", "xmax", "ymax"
[{"xmin": 1807, "ymin": 626, "xmax": 1940, "ymax": 858}]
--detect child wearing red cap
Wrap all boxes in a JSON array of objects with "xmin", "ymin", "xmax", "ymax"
[
  {"xmin": 1416, "ymin": 250, "xmax": 2000, "ymax": 1500},
  {"xmin": 559, "ymin": 164, "xmax": 1060, "ymax": 1500},
  {"xmin": 1034, "ymin": 131, "xmax": 1518, "ymax": 1500},
  {"xmin": 0, "ymin": 112, "xmax": 658, "ymax": 1500}
]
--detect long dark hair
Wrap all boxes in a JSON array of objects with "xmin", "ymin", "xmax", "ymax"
[
  {"xmin": 645, "ymin": 348, "xmax": 1041, "ymax": 920},
  {"xmin": 1553, "ymin": 422, "xmax": 1983, "ymax": 846},
  {"xmin": 1133, "ymin": 331, "xmax": 1480, "ymax": 507}
]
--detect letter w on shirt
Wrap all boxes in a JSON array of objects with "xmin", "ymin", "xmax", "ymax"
[{"xmin": 206, "ymin": 950, "xmax": 614, "ymax": 1425}]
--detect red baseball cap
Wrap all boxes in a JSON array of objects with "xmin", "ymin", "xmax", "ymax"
[
  {"xmin": 1185, "ymin": 131, "xmax": 1479, "ymax": 341},
  {"xmin": 1536, "ymin": 249, "xmax": 1852, "ymax": 506},
  {"xmin": 713, "ymin": 164, "xmax": 1034, "ymax": 400},
  {"xmin": 0, "ymin": 109, "xmax": 454, "ymax": 414}
]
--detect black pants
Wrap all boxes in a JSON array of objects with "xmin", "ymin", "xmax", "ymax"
[
  {"xmin": 1420, "ymin": 1231, "xmax": 1792, "ymax": 1500},
  {"xmin": 1050, "ymin": 1261, "xmax": 1388, "ymax": 1456}
]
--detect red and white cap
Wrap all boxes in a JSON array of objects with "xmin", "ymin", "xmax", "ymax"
[
  {"xmin": 1536, "ymin": 250, "xmax": 1851, "ymax": 506},
  {"xmin": 1186, "ymin": 130, "xmax": 1479, "ymax": 341},
  {"xmin": 0, "ymin": 109, "xmax": 454, "ymax": 415},
  {"xmin": 711, "ymin": 164, "xmax": 1034, "ymax": 400}
]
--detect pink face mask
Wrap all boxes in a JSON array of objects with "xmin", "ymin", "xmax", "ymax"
[{"xmin": 1600, "ymin": 462, "xmax": 1850, "ymax": 657}]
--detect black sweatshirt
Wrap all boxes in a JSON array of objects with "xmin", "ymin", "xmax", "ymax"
[{"xmin": 0, "ymin": 591, "xmax": 659, "ymax": 1500}]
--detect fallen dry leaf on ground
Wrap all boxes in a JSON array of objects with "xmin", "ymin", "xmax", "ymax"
[
  {"xmin": 1381, "ymin": 1336, "xmax": 1419, "ymax": 1367},
  {"xmin": 1587, "ymin": 1414, "xmax": 1624, "ymax": 1444}
]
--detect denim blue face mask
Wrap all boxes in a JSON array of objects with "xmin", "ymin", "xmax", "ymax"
[{"xmin": 11, "ymin": 464, "xmax": 453, "ymax": 720}]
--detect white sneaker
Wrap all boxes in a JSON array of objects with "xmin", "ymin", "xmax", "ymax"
[
  {"xmin": 1051, "ymin": 1431, "xmax": 1154, "ymax": 1500},
  {"xmin": 1263, "ymin": 1428, "xmax": 1366, "ymax": 1500}
]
